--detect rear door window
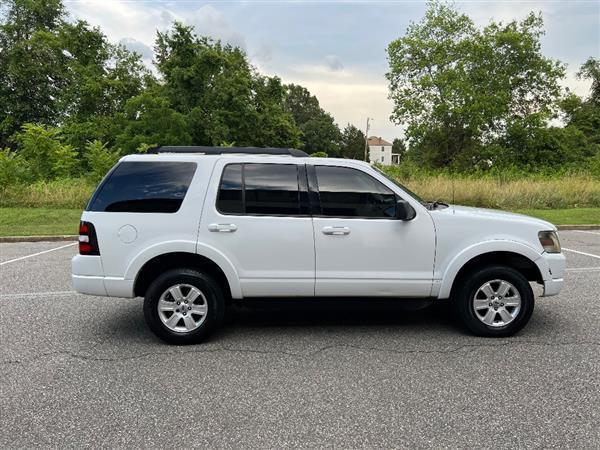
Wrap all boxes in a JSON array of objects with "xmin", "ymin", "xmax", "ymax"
[
  {"xmin": 87, "ymin": 161, "xmax": 197, "ymax": 213},
  {"xmin": 217, "ymin": 163, "xmax": 301, "ymax": 215}
]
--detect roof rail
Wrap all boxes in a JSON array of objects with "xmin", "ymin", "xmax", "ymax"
[{"xmin": 148, "ymin": 146, "xmax": 309, "ymax": 157}]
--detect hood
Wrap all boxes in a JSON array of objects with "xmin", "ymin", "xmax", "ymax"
[{"xmin": 435, "ymin": 205, "xmax": 556, "ymax": 231}]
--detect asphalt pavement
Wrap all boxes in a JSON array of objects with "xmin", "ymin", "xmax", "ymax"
[{"xmin": 0, "ymin": 231, "xmax": 599, "ymax": 448}]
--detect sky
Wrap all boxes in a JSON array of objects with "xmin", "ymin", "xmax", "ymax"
[{"xmin": 64, "ymin": 0, "xmax": 599, "ymax": 141}]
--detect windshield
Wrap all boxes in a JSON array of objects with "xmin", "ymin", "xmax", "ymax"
[{"xmin": 372, "ymin": 166, "xmax": 426, "ymax": 204}]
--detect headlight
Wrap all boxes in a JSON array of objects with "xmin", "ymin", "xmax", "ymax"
[{"xmin": 538, "ymin": 231, "xmax": 561, "ymax": 253}]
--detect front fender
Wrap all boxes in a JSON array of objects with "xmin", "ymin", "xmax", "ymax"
[
  {"xmin": 123, "ymin": 240, "xmax": 242, "ymax": 299},
  {"xmin": 437, "ymin": 240, "xmax": 543, "ymax": 299}
]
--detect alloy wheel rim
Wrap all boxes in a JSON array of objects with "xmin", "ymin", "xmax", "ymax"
[
  {"xmin": 157, "ymin": 284, "xmax": 208, "ymax": 333},
  {"xmin": 472, "ymin": 279, "xmax": 521, "ymax": 328}
]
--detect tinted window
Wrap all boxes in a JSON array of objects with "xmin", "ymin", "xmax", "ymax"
[
  {"xmin": 217, "ymin": 164, "xmax": 243, "ymax": 213},
  {"xmin": 315, "ymin": 166, "xmax": 396, "ymax": 218},
  {"xmin": 217, "ymin": 163, "xmax": 300, "ymax": 215},
  {"xmin": 88, "ymin": 162, "xmax": 196, "ymax": 213}
]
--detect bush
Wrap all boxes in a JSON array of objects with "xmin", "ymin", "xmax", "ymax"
[
  {"xmin": 310, "ymin": 151, "xmax": 328, "ymax": 158},
  {"xmin": 85, "ymin": 140, "xmax": 120, "ymax": 182},
  {"xmin": 0, "ymin": 148, "xmax": 31, "ymax": 188},
  {"xmin": 14, "ymin": 124, "xmax": 79, "ymax": 180}
]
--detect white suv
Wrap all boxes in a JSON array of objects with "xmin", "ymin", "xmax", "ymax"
[{"xmin": 72, "ymin": 147, "xmax": 565, "ymax": 344}]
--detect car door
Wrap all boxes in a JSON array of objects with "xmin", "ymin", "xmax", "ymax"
[
  {"xmin": 200, "ymin": 159, "xmax": 315, "ymax": 297},
  {"xmin": 310, "ymin": 164, "xmax": 436, "ymax": 297}
]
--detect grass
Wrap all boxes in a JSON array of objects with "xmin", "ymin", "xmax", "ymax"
[
  {"xmin": 0, "ymin": 206, "xmax": 597, "ymax": 237},
  {"xmin": 0, "ymin": 178, "xmax": 95, "ymax": 208},
  {"xmin": 403, "ymin": 176, "xmax": 600, "ymax": 209},
  {"xmin": 514, "ymin": 208, "xmax": 600, "ymax": 225},
  {"xmin": 0, "ymin": 208, "xmax": 82, "ymax": 236}
]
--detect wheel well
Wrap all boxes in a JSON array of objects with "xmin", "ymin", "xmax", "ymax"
[
  {"xmin": 134, "ymin": 252, "xmax": 231, "ymax": 299},
  {"xmin": 450, "ymin": 251, "xmax": 543, "ymax": 297}
]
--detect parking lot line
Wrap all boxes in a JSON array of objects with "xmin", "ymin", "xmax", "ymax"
[
  {"xmin": 566, "ymin": 267, "xmax": 600, "ymax": 272},
  {"xmin": 0, "ymin": 290, "xmax": 77, "ymax": 299},
  {"xmin": 562, "ymin": 247, "xmax": 600, "ymax": 260},
  {"xmin": 0, "ymin": 242, "xmax": 77, "ymax": 266},
  {"xmin": 573, "ymin": 230, "xmax": 600, "ymax": 236}
]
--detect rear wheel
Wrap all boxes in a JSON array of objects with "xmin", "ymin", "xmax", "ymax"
[
  {"xmin": 143, "ymin": 268, "xmax": 225, "ymax": 345},
  {"xmin": 456, "ymin": 266, "xmax": 534, "ymax": 337}
]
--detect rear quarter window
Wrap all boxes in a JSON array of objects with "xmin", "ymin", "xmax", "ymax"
[{"xmin": 87, "ymin": 161, "xmax": 197, "ymax": 213}]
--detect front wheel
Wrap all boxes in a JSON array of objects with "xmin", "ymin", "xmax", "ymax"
[
  {"xmin": 456, "ymin": 266, "xmax": 534, "ymax": 337},
  {"xmin": 143, "ymin": 268, "xmax": 225, "ymax": 345}
]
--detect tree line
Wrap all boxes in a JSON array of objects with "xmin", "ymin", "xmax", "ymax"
[
  {"xmin": 0, "ymin": 0, "xmax": 598, "ymax": 189},
  {"xmin": 386, "ymin": 2, "xmax": 599, "ymax": 172},
  {"xmin": 0, "ymin": 0, "xmax": 368, "ymax": 186}
]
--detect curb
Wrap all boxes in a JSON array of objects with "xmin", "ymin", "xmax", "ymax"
[
  {"xmin": 0, "ymin": 235, "xmax": 77, "ymax": 243},
  {"xmin": 1, "ymin": 226, "xmax": 598, "ymax": 243},
  {"xmin": 556, "ymin": 225, "xmax": 600, "ymax": 231}
]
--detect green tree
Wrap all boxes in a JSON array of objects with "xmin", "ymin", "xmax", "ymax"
[
  {"xmin": 339, "ymin": 124, "xmax": 365, "ymax": 160},
  {"xmin": 500, "ymin": 120, "xmax": 595, "ymax": 169},
  {"xmin": 114, "ymin": 89, "xmax": 192, "ymax": 154},
  {"xmin": 84, "ymin": 140, "xmax": 120, "ymax": 182},
  {"xmin": 392, "ymin": 138, "xmax": 407, "ymax": 162},
  {"xmin": 283, "ymin": 84, "xmax": 341, "ymax": 155},
  {"xmin": 386, "ymin": 1, "xmax": 565, "ymax": 168},
  {"xmin": 14, "ymin": 124, "xmax": 77, "ymax": 179},
  {"xmin": 0, "ymin": 0, "xmax": 69, "ymax": 145},
  {"xmin": 561, "ymin": 58, "xmax": 600, "ymax": 148},
  {"xmin": 153, "ymin": 23, "xmax": 299, "ymax": 148},
  {"xmin": 0, "ymin": 0, "xmax": 149, "ymax": 149},
  {"xmin": 578, "ymin": 57, "xmax": 600, "ymax": 104}
]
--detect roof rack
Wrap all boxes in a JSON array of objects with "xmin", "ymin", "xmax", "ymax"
[{"xmin": 148, "ymin": 146, "xmax": 309, "ymax": 157}]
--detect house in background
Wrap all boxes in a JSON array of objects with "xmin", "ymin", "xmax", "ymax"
[{"xmin": 367, "ymin": 136, "xmax": 401, "ymax": 165}]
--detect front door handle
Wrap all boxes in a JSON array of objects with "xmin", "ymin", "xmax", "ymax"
[
  {"xmin": 322, "ymin": 226, "xmax": 350, "ymax": 236},
  {"xmin": 208, "ymin": 223, "xmax": 238, "ymax": 233}
]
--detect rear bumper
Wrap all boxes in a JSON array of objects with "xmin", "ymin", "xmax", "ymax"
[
  {"xmin": 72, "ymin": 274, "xmax": 108, "ymax": 296},
  {"xmin": 71, "ymin": 255, "xmax": 134, "ymax": 298},
  {"xmin": 71, "ymin": 274, "xmax": 135, "ymax": 297}
]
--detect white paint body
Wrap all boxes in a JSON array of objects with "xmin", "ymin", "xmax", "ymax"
[{"xmin": 72, "ymin": 154, "xmax": 566, "ymax": 300}]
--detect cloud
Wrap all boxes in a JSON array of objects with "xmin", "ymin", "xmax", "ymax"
[
  {"xmin": 252, "ymin": 43, "xmax": 273, "ymax": 64},
  {"xmin": 273, "ymin": 62, "xmax": 401, "ymax": 139},
  {"xmin": 324, "ymin": 55, "xmax": 344, "ymax": 72},
  {"xmin": 186, "ymin": 5, "xmax": 246, "ymax": 50},
  {"xmin": 119, "ymin": 37, "xmax": 153, "ymax": 60},
  {"xmin": 67, "ymin": 0, "xmax": 167, "ymax": 48},
  {"xmin": 161, "ymin": 10, "xmax": 175, "ymax": 26}
]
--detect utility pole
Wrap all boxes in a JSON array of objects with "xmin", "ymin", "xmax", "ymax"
[{"xmin": 363, "ymin": 117, "xmax": 371, "ymax": 162}]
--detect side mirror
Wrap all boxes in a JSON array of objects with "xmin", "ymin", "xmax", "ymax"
[{"xmin": 395, "ymin": 199, "xmax": 416, "ymax": 221}]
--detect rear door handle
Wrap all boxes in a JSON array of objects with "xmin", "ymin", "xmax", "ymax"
[
  {"xmin": 322, "ymin": 226, "xmax": 350, "ymax": 236},
  {"xmin": 208, "ymin": 223, "xmax": 238, "ymax": 233}
]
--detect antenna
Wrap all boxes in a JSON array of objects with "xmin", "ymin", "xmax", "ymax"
[{"xmin": 452, "ymin": 178, "xmax": 455, "ymax": 205}]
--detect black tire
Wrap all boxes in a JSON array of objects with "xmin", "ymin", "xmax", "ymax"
[
  {"xmin": 143, "ymin": 268, "xmax": 225, "ymax": 345},
  {"xmin": 455, "ymin": 265, "xmax": 534, "ymax": 337}
]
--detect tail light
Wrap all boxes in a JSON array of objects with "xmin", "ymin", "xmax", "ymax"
[{"xmin": 79, "ymin": 221, "xmax": 100, "ymax": 255}]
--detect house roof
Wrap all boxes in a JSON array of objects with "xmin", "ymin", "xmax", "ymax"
[{"xmin": 367, "ymin": 136, "xmax": 392, "ymax": 146}]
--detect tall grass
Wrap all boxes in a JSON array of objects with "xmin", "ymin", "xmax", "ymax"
[
  {"xmin": 0, "ymin": 168, "xmax": 599, "ymax": 210},
  {"xmin": 0, "ymin": 178, "xmax": 95, "ymax": 208},
  {"xmin": 381, "ymin": 162, "xmax": 600, "ymax": 209},
  {"xmin": 403, "ymin": 176, "xmax": 600, "ymax": 209}
]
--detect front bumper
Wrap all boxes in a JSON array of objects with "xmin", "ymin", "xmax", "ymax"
[{"xmin": 536, "ymin": 252, "xmax": 566, "ymax": 297}]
